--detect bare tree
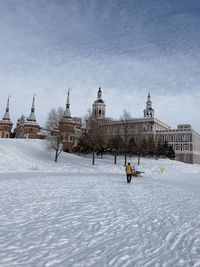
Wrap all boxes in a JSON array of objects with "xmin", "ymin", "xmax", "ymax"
[
  {"xmin": 85, "ymin": 109, "xmax": 104, "ymax": 165},
  {"xmin": 120, "ymin": 110, "xmax": 132, "ymax": 166},
  {"xmin": 46, "ymin": 107, "xmax": 64, "ymax": 129},
  {"xmin": 133, "ymin": 122, "xmax": 148, "ymax": 166},
  {"xmin": 45, "ymin": 107, "xmax": 64, "ymax": 162},
  {"xmin": 108, "ymin": 134, "xmax": 123, "ymax": 164}
]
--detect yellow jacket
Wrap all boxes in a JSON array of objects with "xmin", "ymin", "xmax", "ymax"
[{"xmin": 125, "ymin": 164, "xmax": 133, "ymax": 175}]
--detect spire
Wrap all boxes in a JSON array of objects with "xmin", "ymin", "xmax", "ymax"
[
  {"xmin": 3, "ymin": 96, "xmax": 11, "ymax": 121},
  {"xmin": 27, "ymin": 95, "xmax": 36, "ymax": 122},
  {"xmin": 63, "ymin": 89, "xmax": 71, "ymax": 118},
  {"xmin": 147, "ymin": 92, "xmax": 152, "ymax": 107},
  {"xmin": 97, "ymin": 86, "xmax": 102, "ymax": 100}
]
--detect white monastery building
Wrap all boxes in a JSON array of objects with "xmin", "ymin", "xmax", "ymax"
[{"xmin": 90, "ymin": 88, "xmax": 200, "ymax": 164}]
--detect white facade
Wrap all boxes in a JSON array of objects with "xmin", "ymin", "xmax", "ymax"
[{"xmin": 156, "ymin": 124, "xmax": 200, "ymax": 164}]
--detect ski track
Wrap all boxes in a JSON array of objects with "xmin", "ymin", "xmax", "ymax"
[{"xmin": 0, "ymin": 172, "xmax": 200, "ymax": 267}]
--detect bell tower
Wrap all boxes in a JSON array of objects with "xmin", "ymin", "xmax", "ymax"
[
  {"xmin": 144, "ymin": 93, "xmax": 154, "ymax": 118},
  {"xmin": 92, "ymin": 87, "xmax": 106, "ymax": 119}
]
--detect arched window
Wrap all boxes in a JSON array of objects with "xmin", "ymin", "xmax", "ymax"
[{"xmin": 99, "ymin": 109, "xmax": 101, "ymax": 115}]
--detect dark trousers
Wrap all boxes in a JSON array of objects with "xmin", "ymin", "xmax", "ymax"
[{"xmin": 127, "ymin": 174, "xmax": 132, "ymax": 183}]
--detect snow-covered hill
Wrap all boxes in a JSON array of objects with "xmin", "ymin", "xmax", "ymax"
[
  {"xmin": 0, "ymin": 139, "xmax": 200, "ymax": 266},
  {"xmin": 1, "ymin": 138, "xmax": 200, "ymax": 176}
]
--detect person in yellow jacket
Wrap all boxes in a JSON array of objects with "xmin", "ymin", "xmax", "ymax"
[{"xmin": 125, "ymin": 162, "xmax": 133, "ymax": 183}]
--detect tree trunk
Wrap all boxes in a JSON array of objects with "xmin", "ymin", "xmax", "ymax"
[
  {"xmin": 124, "ymin": 151, "xmax": 127, "ymax": 166},
  {"xmin": 92, "ymin": 150, "xmax": 95, "ymax": 165},
  {"xmin": 114, "ymin": 155, "xmax": 117, "ymax": 164},
  {"xmin": 55, "ymin": 150, "xmax": 58, "ymax": 162},
  {"xmin": 138, "ymin": 154, "xmax": 140, "ymax": 166}
]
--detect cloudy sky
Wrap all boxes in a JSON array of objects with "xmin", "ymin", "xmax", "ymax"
[{"xmin": 0, "ymin": 0, "xmax": 200, "ymax": 131}]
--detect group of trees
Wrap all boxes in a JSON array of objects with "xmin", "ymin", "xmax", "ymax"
[
  {"xmin": 78, "ymin": 110, "xmax": 175, "ymax": 165},
  {"xmin": 78, "ymin": 131, "xmax": 175, "ymax": 165},
  {"xmin": 127, "ymin": 136, "xmax": 176, "ymax": 159},
  {"xmin": 78, "ymin": 111, "xmax": 175, "ymax": 165}
]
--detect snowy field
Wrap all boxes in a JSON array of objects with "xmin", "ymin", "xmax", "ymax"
[{"xmin": 0, "ymin": 139, "xmax": 200, "ymax": 267}]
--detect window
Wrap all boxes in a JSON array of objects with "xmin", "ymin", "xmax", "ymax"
[
  {"xmin": 185, "ymin": 134, "xmax": 190, "ymax": 142},
  {"xmin": 185, "ymin": 144, "xmax": 189, "ymax": 151}
]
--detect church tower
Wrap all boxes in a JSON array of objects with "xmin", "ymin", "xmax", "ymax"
[
  {"xmin": 92, "ymin": 87, "xmax": 106, "ymax": 119},
  {"xmin": 144, "ymin": 93, "xmax": 154, "ymax": 118},
  {"xmin": 0, "ymin": 97, "xmax": 13, "ymax": 138}
]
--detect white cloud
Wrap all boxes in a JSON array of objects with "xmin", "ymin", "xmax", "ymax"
[{"xmin": 0, "ymin": 0, "xmax": 200, "ymax": 132}]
